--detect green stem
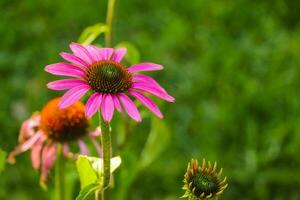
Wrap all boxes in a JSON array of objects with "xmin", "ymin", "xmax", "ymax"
[
  {"xmin": 105, "ymin": 0, "xmax": 116, "ymax": 47},
  {"xmin": 55, "ymin": 144, "xmax": 65, "ymax": 200},
  {"xmin": 97, "ymin": 112, "xmax": 112, "ymax": 200}
]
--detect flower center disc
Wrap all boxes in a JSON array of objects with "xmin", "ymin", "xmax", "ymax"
[
  {"xmin": 190, "ymin": 173, "xmax": 219, "ymax": 196},
  {"xmin": 39, "ymin": 98, "xmax": 89, "ymax": 142},
  {"xmin": 85, "ymin": 61, "xmax": 132, "ymax": 94}
]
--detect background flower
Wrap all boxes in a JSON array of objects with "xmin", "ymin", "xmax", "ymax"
[{"xmin": 8, "ymin": 97, "xmax": 101, "ymax": 182}]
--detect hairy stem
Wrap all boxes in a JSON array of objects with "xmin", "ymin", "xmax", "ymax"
[
  {"xmin": 105, "ymin": 0, "xmax": 116, "ymax": 47},
  {"xmin": 97, "ymin": 112, "xmax": 112, "ymax": 200},
  {"xmin": 55, "ymin": 144, "xmax": 65, "ymax": 200}
]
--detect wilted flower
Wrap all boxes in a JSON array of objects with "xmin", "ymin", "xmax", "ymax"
[
  {"xmin": 8, "ymin": 97, "xmax": 101, "ymax": 182},
  {"xmin": 182, "ymin": 159, "xmax": 228, "ymax": 200},
  {"xmin": 45, "ymin": 43, "xmax": 175, "ymax": 122}
]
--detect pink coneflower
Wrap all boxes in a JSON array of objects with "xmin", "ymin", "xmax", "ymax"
[
  {"xmin": 45, "ymin": 43, "xmax": 175, "ymax": 122},
  {"xmin": 8, "ymin": 97, "xmax": 101, "ymax": 182}
]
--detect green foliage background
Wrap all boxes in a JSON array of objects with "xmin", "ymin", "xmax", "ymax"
[{"xmin": 1, "ymin": 0, "xmax": 300, "ymax": 199}]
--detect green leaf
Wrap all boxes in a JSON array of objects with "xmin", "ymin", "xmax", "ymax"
[
  {"xmin": 76, "ymin": 155, "xmax": 122, "ymax": 188},
  {"xmin": 76, "ymin": 155, "xmax": 99, "ymax": 188},
  {"xmin": 87, "ymin": 156, "xmax": 122, "ymax": 176},
  {"xmin": 0, "ymin": 148, "xmax": 7, "ymax": 174},
  {"xmin": 115, "ymin": 42, "xmax": 140, "ymax": 65},
  {"xmin": 78, "ymin": 23, "xmax": 108, "ymax": 45},
  {"xmin": 139, "ymin": 118, "xmax": 171, "ymax": 169},
  {"xmin": 75, "ymin": 183, "xmax": 101, "ymax": 200}
]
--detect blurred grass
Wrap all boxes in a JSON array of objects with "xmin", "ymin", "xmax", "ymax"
[{"xmin": 1, "ymin": 0, "xmax": 300, "ymax": 199}]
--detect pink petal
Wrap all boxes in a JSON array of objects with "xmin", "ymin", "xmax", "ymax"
[
  {"xmin": 90, "ymin": 137, "xmax": 102, "ymax": 157},
  {"xmin": 132, "ymin": 82, "xmax": 175, "ymax": 102},
  {"xmin": 129, "ymin": 90, "xmax": 163, "ymax": 119},
  {"xmin": 112, "ymin": 95, "xmax": 122, "ymax": 112},
  {"xmin": 70, "ymin": 43, "xmax": 94, "ymax": 64},
  {"xmin": 45, "ymin": 62, "xmax": 85, "ymax": 78},
  {"xmin": 60, "ymin": 52, "xmax": 89, "ymax": 68},
  {"xmin": 19, "ymin": 115, "xmax": 40, "ymax": 143},
  {"xmin": 85, "ymin": 93, "xmax": 103, "ymax": 118},
  {"xmin": 101, "ymin": 94, "xmax": 115, "ymax": 122},
  {"xmin": 118, "ymin": 93, "xmax": 141, "ymax": 122},
  {"xmin": 99, "ymin": 48, "xmax": 114, "ymax": 60},
  {"xmin": 47, "ymin": 79, "xmax": 87, "ymax": 91},
  {"xmin": 127, "ymin": 62, "xmax": 163, "ymax": 73},
  {"xmin": 31, "ymin": 138, "xmax": 43, "ymax": 170},
  {"xmin": 60, "ymin": 85, "xmax": 90, "ymax": 109},
  {"xmin": 78, "ymin": 139, "xmax": 89, "ymax": 155},
  {"xmin": 86, "ymin": 45, "xmax": 103, "ymax": 61},
  {"xmin": 63, "ymin": 143, "xmax": 70, "ymax": 157},
  {"xmin": 88, "ymin": 127, "xmax": 101, "ymax": 137},
  {"xmin": 7, "ymin": 132, "xmax": 42, "ymax": 164},
  {"xmin": 132, "ymin": 74, "xmax": 167, "ymax": 93},
  {"xmin": 41, "ymin": 143, "xmax": 57, "ymax": 182},
  {"xmin": 111, "ymin": 48, "xmax": 126, "ymax": 62}
]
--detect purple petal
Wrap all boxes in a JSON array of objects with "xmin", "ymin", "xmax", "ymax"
[
  {"xmin": 60, "ymin": 52, "xmax": 88, "ymax": 68},
  {"xmin": 62, "ymin": 143, "xmax": 70, "ymax": 157},
  {"xmin": 112, "ymin": 95, "xmax": 122, "ymax": 112},
  {"xmin": 31, "ymin": 138, "xmax": 43, "ymax": 170},
  {"xmin": 128, "ymin": 62, "xmax": 163, "ymax": 73},
  {"xmin": 101, "ymin": 94, "xmax": 115, "ymax": 122},
  {"xmin": 45, "ymin": 62, "xmax": 85, "ymax": 78},
  {"xmin": 78, "ymin": 139, "xmax": 89, "ymax": 155},
  {"xmin": 41, "ymin": 143, "xmax": 57, "ymax": 182},
  {"xmin": 99, "ymin": 48, "xmax": 114, "ymax": 60},
  {"xmin": 132, "ymin": 74, "xmax": 167, "ymax": 93},
  {"xmin": 19, "ymin": 115, "xmax": 40, "ymax": 143},
  {"xmin": 47, "ymin": 79, "xmax": 87, "ymax": 91},
  {"xmin": 129, "ymin": 90, "xmax": 163, "ymax": 119},
  {"xmin": 60, "ymin": 85, "xmax": 90, "ymax": 109},
  {"xmin": 70, "ymin": 43, "xmax": 95, "ymax": 64},
  {"xmin": 132, "ymin": 82, "xmax": 175, "ymax": 102},
  {"xmin": 111, "ymin": 48, "xmax": 126, "ymax": 62},
  {"xmin": 85, "ymin": 93, "xmax": 103, "ymax": 118},
  {"xmin": 118, "ymin": 93, "xmax": 141, "ymax": 122}
]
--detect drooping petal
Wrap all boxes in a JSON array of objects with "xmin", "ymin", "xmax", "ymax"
[
  {"xmin": 7, "ymin": 132, "xmax": 42, "ymax": 164},
  {"xmin": 99, "ymin": 48, "xmax": 114, "ymax": 60},
  {"xmin": 118, "ymin": 93, "xmax": 141, "ymax": 122},
  {"xmin": 132, "ymin": 82, "xmax": 175, "ymax": 102},
  {"xmin": 101, "ymin": 94, "xmax": 115, "ymax": 122},
  {"xmin": 132, "ymin": 74, "xmax": 167, "ymax": 93},
  {"xmin": 41, "ymin": 143, "xmax": 57, "ymax": 182},
  {"xmin": 60, "ymin": 85, "xmax": 90, "ymax": 109},
  {"xmin": 85, "ymin": 93, "xmax": 103, "ymax": 118},
  {"xmin": 111, "ymin": 48, "xmax": 126, "ymax": 62},
  {"xmin": 90, "ymin": 137, "xmax": 102, "ymax": 157},
  {"xmin": 70, "ymin": 43, "xmax": 95, "ymax": 64},
  {"xmin": 31, "ymin": 138, "xmax": 43, "ymax": 170},
  {"xmin": 112, "ymin": 95, "xmax": 122, "ymax": 112},
  {"xmin": 19, "ymin": 115, "xmax": 40, "ymax": 143},
  {"xmin": 45, "ymin": 62, "xmax": 85, "ymax": 78},
  {"xmin": 78, "ymin": 139, "xmax": 89, "ymax": 155},
  {"xmin": 88, "ymin": 127, "xmax": 101, "ymax": 137},
  {"xmin": 129, "ymin": 90, "xmax": 163, "ymax": 119},
  {"xmin": 127, "ymin": 62, "xmax": 163, "ymax": 73},
  {"xmin": 47, "ymin": 79, "xmax": 87, "ymax": 91},
  {"xmin": 60, "ymin": 52, "xmax": 89, "ymax": 68}
]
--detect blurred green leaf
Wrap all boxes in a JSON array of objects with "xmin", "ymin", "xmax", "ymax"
[
  {"xmin": 76, "ymin": 155, "xmax": 121, "ymax": 188},
  {"xmin": 75, "ymin": 183, "xmax": 100, "ymax": 200},
  {"xmin": 78, "ymin": 23, "xmax": 108, "ymax": 45},
  {"xmin": 76, "ymin": 155, "xmax": 99, "ymax": 189},
  {"xmin": 0, "ymin": 148, "xmax": 6, "ymax": 174},
  {"xmin": 139, "ymin": 118, "xmax": 170, "ymax": 169},
  {"xmin": 115, "ymin": 42, "xmax": 140, "ymax": 65}
]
